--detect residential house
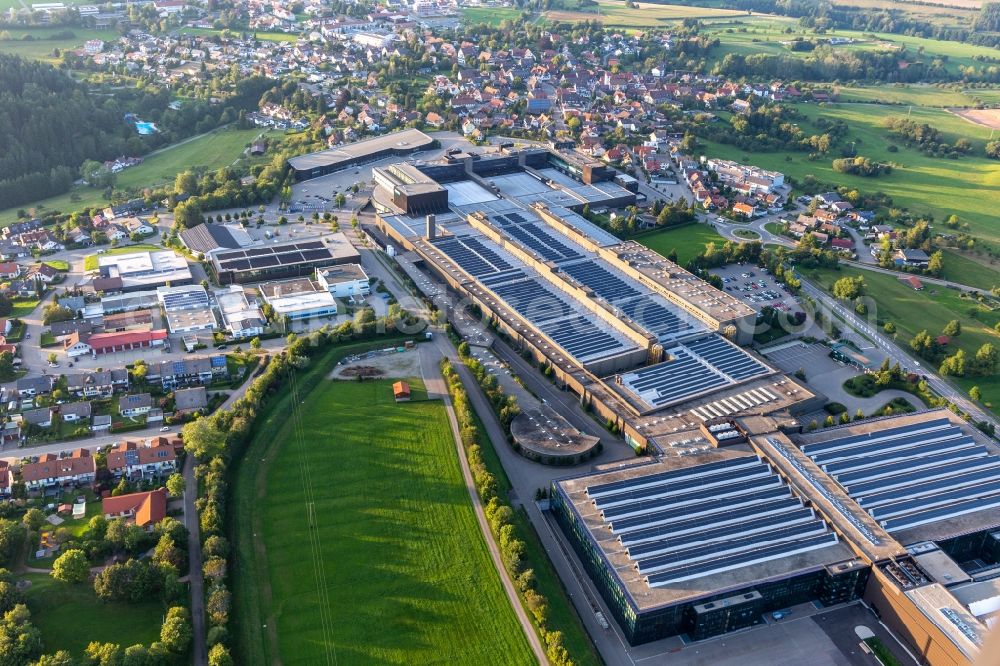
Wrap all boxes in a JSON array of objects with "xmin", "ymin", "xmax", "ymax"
[
  {"xmin": 0, "ymin": 263, "xmax": 20, "ymax": 280},
  {"xmin": 894, "ymin": 248, "xmax": 930, "ymax": 268},
  {"xmin": 22, "ymin": 407, "xmax": 53, "ymax": 428},
  {"xmin": 20, "ymin": 449, "xmax": 96, "ymax": 490},
  {"xmin": 732, "ymin": 202, "xmax": 756, "ymax": 218},
  {"xmin": 173, "ymin": 386, "xmax": 207, "ymax": 413},
  {"xmin": 59, "ymin": 401, "xmax": 92, "ymax": 423},
  {"xmin": 148, "ymin": 355, "xmax": 228, "ymax": 389},
  {"xmin": 16, "ymin": 376, "xmax": 53, "ymax": 398},
  {"xmin": 119, "ymin": 393, "xmax": 153, "ymax": 417},
  {"xmin": 0, "ymin": 461, "xmax": 13, "ymax": 498},
  {"xmin": 102, "ymin": 488, "xmax": 167, "ymax": 528},
  {"xmin": 106, "ymin": 437, "xmax": 178, "ymax": 480}
]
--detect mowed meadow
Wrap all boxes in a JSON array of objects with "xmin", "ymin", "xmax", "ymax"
[{"xmin": 231, "ymin": 345, "xmax": 533, "ymax": 666}]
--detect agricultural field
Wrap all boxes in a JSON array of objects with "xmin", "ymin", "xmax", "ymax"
[
  {"xmin": 834, "ymin": 85, "xmax": 984, "ymax": 107},
  {"xmin": 544, "ymin": 0, "xmax": 742, "ymax": 27},
  {"xmin": 460, "ymin": 6, "xmax": 529, "ymax": 25},
  {"xmin": 699, "ymin": 102, "xmax": 1000, "ymax": 273},
  {"xmin": 964, "ymin": 88, "xmax": 1000, "ymax": 105},
  {"xmin": 0, "ymin": 28, "xmax": 119, "ymax": 63},
  {"xmin": 231, "ymin": 348, "xmax": 533, "ymax": 665},
  {"xmin": 637, "ymin": 222, "xmax": 728, "ymax": 264},
  {"xmin": 177, "ymin": 27, "xmax": 299, "ymax": 42},
  {"xmin": 698, "ymin": 17, "xmax": 1000, "ymax": 75},
  {"xmin": 800, "ymin": 265, "xmax": 1000, "ymax": 413},
  {"xmin": 23, "ymin": 573, "xmax": 164, "ymax": 656},
  {"xmin": 0, "ymin": 126, "xmax": 277, "ymax": 228}
]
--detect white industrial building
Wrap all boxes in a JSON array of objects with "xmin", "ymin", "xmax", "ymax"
[
  {"xmin": 317, "ymin": 264, "xmax": 370, "ymax": 300},
  {"xmin": 215, "ymin": 286, "xmax": 266, "ymax": 339},
  {"xmin": 259, "ymin": 278, "xmax": 338, "ymax": 322},
  {"xmin": 157, "ymin": 285, "xmax": 216, "ymax": 334}
]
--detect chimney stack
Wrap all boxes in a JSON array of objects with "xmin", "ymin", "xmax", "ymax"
[{"xmin": 426, "ymin": 214, "xmax": 436, "ymax": 240}]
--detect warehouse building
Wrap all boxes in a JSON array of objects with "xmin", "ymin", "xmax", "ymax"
[
  {"xmin": 156, "ymin": 285, "xmax": 216, "ymax": 334},
  {"xmin": 316, "ymin": 264, "xmax": 370, "ymax": 300},
  {"xmin": 179, "ymin": 223, "xmax": 254, "ymax": 256},
  {"xmin": 287, "ymin": 128, "xmax": 434, "ymax": 181},
  {"xmin": 215, "ymin": 286, "xmax": 266, "ymax": 339},
  {"xmin": 554, "ymin": 409, "xmax": 1000, "ymax": 658},
  {"xmin": 209, "ymin": 234, "xmax": 359, "ymax": 285},
  {"xmin": 551, "ymin": 452, "xmax": 865, "ymax": 644},
  {"xmin": 259, "ymin": 277, "xmax": 338, "ymax": 321},
  {"xmin": 97, "ymin": 250, "xmax": 192, "ymax": 293}
]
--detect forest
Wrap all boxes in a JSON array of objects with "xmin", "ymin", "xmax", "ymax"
[{"xmin": 0, "ymin": 54, "xmax": 275, "ymax": 210}]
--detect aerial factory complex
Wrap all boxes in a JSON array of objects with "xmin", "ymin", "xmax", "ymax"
[{"xmin": 371, "ymin": 141, "xmax": 1000, "ymax": 664}]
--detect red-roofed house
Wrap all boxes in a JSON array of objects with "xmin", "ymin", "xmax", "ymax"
[
  {"xmin": 0, "ymin": 263, "xmax": 20, "ymax": 280},
  {"xmin": 830, "ymin": 238, "xmax": 854, "ymax": 253},
  {"xmin": 901, "ymin": 276, "xmax": 924, "ymax": 291},
  {"xmin": 106, "ymin": 438, "xmax": 178, "ymax": 480},
  {"xmin": 20, "ymin": 449, "xmax": 96, "ymax": 490},
  {"xmin": 102, "ymin": 488, "xmax": 167, "ymax": 528},
  {"xmin": 0, "ymin": 461, "xmax": 12, "ymax": 498},
  {"xmin": 732, "ymin": 202, "xmax": 756, "ymax": 218}
]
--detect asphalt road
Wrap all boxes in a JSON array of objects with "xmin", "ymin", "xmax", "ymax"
[
  {"xmin": 183, "ymin": 453, "xmax": 208, "ymax": 666},
  {"xmin": 797, "ymin": 276, "xmax": 999, "ymax": 432}
]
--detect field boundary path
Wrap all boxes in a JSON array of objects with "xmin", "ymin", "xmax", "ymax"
[
  {"xmin": 422, "ymin": 352, "xmax": 548, "ymax": 666},
  {"xmin": 184, "ymin": 454, "xmax": 208, "ymax": 666}
]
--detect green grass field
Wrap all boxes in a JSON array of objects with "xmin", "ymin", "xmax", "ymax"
[
  {"xmin": 699, "ymin": 17, "xmax": 1000, "ymax": 75},
  {"xmin": 0, "ymin": 127, "xmax": 276, "ymax": 228},
  {"xmin": 23, "ymin": 573, "xmax": 164, "ymax": 656},
  {"xmin": 636, "ymin": 223, "xmax": 729, "ymax": 264},
  {"xmin": 177, "ymin": 27, "xmax": 300, "ymax": 42},
  {"xmin": 460, "ymin": 6, "xmax": 528, "ymax": 25},
  {"xmin": 800, "ymin": 265, "xmax": 1000, "ymax": 412},
  {"xmin": 699, "ymin": 102, "xmax": 1000, "ymax": 278},
  {"xmin": 232, "ymin": 347, "xmax": 532, "ymax": 665},
  {"xmin": 543, "ymin": 0, "xmax": 742, "ymax": 27},
  {"xmin": 0, "ymin": 28, "xmax": 119, "ymax": 63},
  {"xmin": 834, "ymin": 85, "xmax": 982, "ymax": 107}
]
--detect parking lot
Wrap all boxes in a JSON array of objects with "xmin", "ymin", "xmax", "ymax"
[{"xmin": 710, "ymin": 264, "xmax": 801, "ymax": 315}]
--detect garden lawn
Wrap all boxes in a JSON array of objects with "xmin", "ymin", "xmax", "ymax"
[
  {"xmin": 636, "ymin": 223, "xmax": 729, "ymax": 265},
  {"xmin": 10, "ymin": 299, "xmax": 41, "ymax": 318},
  {"xmin": 232, "ymin": 354, "xmax": 532, "ymax": 665},
  {"xmin": 22, "ymin": 573, "xmax": 164, "ymax": 656},
  {"xmin": 799, "ymin": 265, "xmax": 1000, "ymax": 413},
  {"xmin": 84, "ymin": 244, "xmax": 163, "ymax": 271}
]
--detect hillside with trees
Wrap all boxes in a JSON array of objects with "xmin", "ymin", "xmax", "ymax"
[{"xmin": 0, "ymin": 53, "xmax": 275, "ymax": 210}]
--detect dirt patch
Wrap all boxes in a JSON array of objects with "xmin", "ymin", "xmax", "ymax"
[
  {"xmin": 949, "ymin": 108, "xmax": 1000, "ymax": 130},
  {"xmin": 339, "ymin": 365, "xmax": 384, "ymax": 378},
  {"xmin": 329, "ymin": 348, "xmax": 423, "ymax": 380}
]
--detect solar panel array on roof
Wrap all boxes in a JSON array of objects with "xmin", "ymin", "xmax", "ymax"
[
  {"xmin": 500, "ymin": 220, "xmax": 581, "ymax": 262},
  {"xmin": 582, "ymin": 458, "xmax": 836, "ymax": 587},
  {"xmin": 539, "ymin": 315, "xmax": 633, "ymax": 362},
  {"xmin": 618, "ymin": 296, "xmax": 702, "ymax": 343},
  {"xmin": 160, "ymin": 289, "xmax": 209, "ymax": 312},
  {"xmin": 617, "ymin": 335, "xmax": 771, "ymax": 409},
  {"xmin": 432, "ymin": 235, "xmax": 513, "ymax": 278},
  {"xmin": 490, "ymin": 279, "xmax": 574, "ymax": 323},
  {"xmin": 560, "ymin": 261, "xmax": 641, "ymax": 302},
  {"xmin": 804, "ymin": 419, "xmax": 1000, "ymax": 533},
  {"xmin": 214, "ymin": 241, "xmax": 335, "ymax": 271}
]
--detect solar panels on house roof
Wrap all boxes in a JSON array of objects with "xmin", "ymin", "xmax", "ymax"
[
  {"xmin": 580, "ymin": 456, "xmax": 837, "ymax": 587},
  {"xmin": 803, "ymin": 419, "xmax": 1000, "ymax": 534}
]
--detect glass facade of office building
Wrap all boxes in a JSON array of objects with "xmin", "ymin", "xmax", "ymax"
[{"xmin": 550, "ymin": 482, "xmax": 870, "ymax": 645}]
